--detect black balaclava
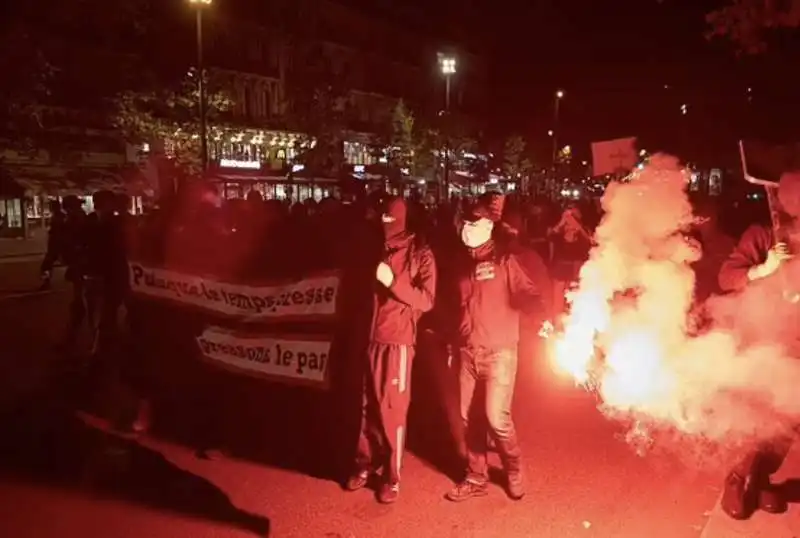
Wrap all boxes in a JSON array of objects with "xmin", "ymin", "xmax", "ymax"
[{"xmin": 382, "ymin": 197, "xmax": 407, "ymax": 239}]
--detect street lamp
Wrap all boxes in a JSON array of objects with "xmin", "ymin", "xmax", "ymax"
[
  {"xmin": 189, "ymin": 0, "xmax": 212, "ymax": 171},
  {"xmin": 552, "ymin": 89, "xmax": 564, "ymax": 169},
  {"xmin": 439, "ymin": 55, "xmax": 456, "ymax": 108},
  {"xmin": 438, "ymin": 53, "xmax": 456, "ymax": 201}
]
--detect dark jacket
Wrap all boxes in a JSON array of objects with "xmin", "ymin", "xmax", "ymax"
[
  {"xmin": 549, "ymin": 233, "xmax": 591, "ymax": 282},
  {"xmin": 57, "ymin": 212, "xmax": 90, "ymax": 282},
  {"xmin": 86, "ymin": 213, "xmax": 130, "ymax": 297},
  {"xmin": 454, "ymin": 240, "xmax": 542, "ymax": 350},
  {"xmin": 718, "ymin": 224, "xmax": 772, "ymax": 293},
  {"xmin": 504, "ymin": 235, "xmax": 554, "ymax": 320},
  {"xmin": 370, "ymin": 232, "xmax": 437, "ymax": 345},
  {"xmin": 717, "ymin": 223, "xmax": 800, "ymax": 349}
]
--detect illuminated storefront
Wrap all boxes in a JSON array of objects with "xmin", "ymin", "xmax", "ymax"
[
  {"xmin": 210, "ymin": 160, "xmax": 340, "ymax": 203},
  {"xmin": 344, "ymin": 141, "xmax": 380, "ymax": 166}
]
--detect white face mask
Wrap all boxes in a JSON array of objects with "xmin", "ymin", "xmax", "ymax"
[{"xmin": 461, "ymin": 218, "xmax": 494, "ymax": 248}]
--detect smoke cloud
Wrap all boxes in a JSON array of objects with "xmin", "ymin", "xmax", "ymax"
[{"xmin": 556, "ymin": 153, "xmax": 800, "ymax": 468}]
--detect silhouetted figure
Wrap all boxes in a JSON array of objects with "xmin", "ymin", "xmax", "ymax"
[{"xmin": 40, "ymin": 199, "xmax": 66, "ymax": 290}]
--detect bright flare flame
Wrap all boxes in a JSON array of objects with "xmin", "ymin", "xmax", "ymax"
[{"xmin": 546, "ymin": 154, "xmax": 800, "ymax": 461}]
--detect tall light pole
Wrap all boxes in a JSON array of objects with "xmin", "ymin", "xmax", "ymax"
[
  {"xmin": 189, "ymin": 0, "xmax": 212, "ymax": 172},
  {"xmin": 438, "ymin": 53, "xmax": 456, "ymax": 201},
  {"xmin": 552, "ymin": 89, "xmax": 564, "ymax": 169}
]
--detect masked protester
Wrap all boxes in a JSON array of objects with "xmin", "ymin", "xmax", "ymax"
[
  {"xmin": 717, "ymin": 170, "xmax": 800, "ymax": 520},
  {"xmin": 346, "ymin": 196, "xmax": 437, "ymax": 504},
  {"xmin": 444, "ymin": 192, "xmax": 543, "ymax": 503},
  {"xmin": 548, "ymin": 205, "xmax": 592, "ymax": 315},
  {"xmin": 57, "ymin": 195, "xmax": 92, "ymax": 354}
]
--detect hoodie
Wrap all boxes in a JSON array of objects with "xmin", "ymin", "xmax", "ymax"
[{"xmin": 369, "ymin": 198, "xmax": 437, "ymax": 345}]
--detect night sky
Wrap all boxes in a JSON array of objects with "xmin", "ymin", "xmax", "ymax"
[{"xmin": 334, "ymin": 0, "xmax": 800, "ymax": 165}]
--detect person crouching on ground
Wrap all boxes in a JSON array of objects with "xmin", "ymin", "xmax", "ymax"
[
  {"xmin": 345, "ymin": 196, "xmax": 437, "ymax": 504},
  {"xmin": 444, "ymin": 192, "xmax": 543, "ymax": 503}
]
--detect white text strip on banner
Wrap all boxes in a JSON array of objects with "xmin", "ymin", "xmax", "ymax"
[
  {"xmin": 196, "ymin": 327, "xmax": 330, "ymax": 388},
  {"xmin": 129, "ymin": 262, "xmax": 339, "ymax": 320}
]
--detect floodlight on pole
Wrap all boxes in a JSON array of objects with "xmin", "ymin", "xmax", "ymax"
[
  {"xmin": 439, "ymin": 56, "xmax": 456, "ymax": 75},
  {"xmin": 188, "ymin": 0, "xmax": 212, "ymax": 170},
  {"xmin": 552, "ymin": 89, "xmax": 565, "ymax": 168},
  {"xmin": 437, "ymin": 53, "xmax": 456, "ymax": 202}
]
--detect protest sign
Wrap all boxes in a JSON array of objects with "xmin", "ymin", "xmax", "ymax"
[
  {"xmin": 196, "ymin": 326, "xmax": 331, "ymax": 388},
  {"xmin": 591, "ymin": 137, "xmax": 638, "ymax": 177},
  {"xmin": 129, "ymin": 262, "xmax": 339, "ymax": 320}
]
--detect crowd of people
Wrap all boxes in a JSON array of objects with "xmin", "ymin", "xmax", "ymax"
[
  {"xmin": 38, "ymin": 177, "xmax": 777, "ymax": 512},
  {"xmin": 120, "ymin": 182, "xmax": 601, "ymax": 286}
]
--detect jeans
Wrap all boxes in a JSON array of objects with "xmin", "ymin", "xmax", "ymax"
[{"xmin": 459, "ymin": 346, "xmax": 521, "ymax": 483}]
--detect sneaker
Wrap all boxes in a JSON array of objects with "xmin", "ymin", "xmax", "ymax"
[
  {"xmin": 507, "ymin": 471, "xmax": 525, "ymax": 500},
  {"xmin": 378, "ymin": 482, "xmax": 400, "ymax": 504},
  {"xmin": 345, "ymin": 469, "xmax": 370, "ymax": 491},
  {"xmin": 445, "ymin": 480, "xmax": 488, "ymax": 502},
  {"xmin": 720, "ymin": 472, "xmax": 750, "ymax": 520}
]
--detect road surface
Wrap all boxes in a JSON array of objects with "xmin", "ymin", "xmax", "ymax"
[{"xmin": 0, "ymin": 267, "xmax": 787, "ymax": 538}]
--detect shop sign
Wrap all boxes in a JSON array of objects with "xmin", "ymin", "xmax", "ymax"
[{"xmin": 220, "ymin": 159, "xmax": 261, "ymax": 170}]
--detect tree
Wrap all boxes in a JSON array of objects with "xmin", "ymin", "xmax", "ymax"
[
  {"xmin": 0, "ymin": 21, "xmax": 54, "ymax": 148},
  {"xmin": 389, "ymin": 100, "xmax": 415, "ymax": 168},
  {"xmin": 283, "ymin": 44, "xmax": 350, "ymax": 176},
  {"xmin": 707, "ymin": 0, "xmax": 800, "ymax": 53},
  {"xmin": 386, "ymin": 101, "xmax": 440, "ymax": 182},
  {"xmin": 502, "ymin": 135, "xmax": 534, "ymax": 181},
  {"xmin": 1, "ymin": 0, "xmax": 167, "ymax": 141},
  {"xmin": 113, "ymin": 69, "xmax": 236, "ymax": 175}
]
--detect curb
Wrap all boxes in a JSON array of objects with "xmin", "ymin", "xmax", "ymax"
[{"xmin": 0, "ymin": 253, "xmax": 44, "ymax": 260}]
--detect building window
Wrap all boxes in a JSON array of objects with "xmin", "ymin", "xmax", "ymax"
[
  {"xmin": 243, "ymin": 85, "xmax": 251, "ymax": 119},
  {"xmin": 129, "ymin": 196, "xmax": 144, "ymax": 215},
  {"xmin": 256, "ymin": 83, "xmax": 266, "ymax": 118},
  {"xmin": 250, "ymin": 39, "xmax": 263, "ymax": 63},
  {"xmin": 263, "ymin": 84, "xmax": 276, "ymax": 117},
  {"xmin": 689, "ymin": 172, "xmax": 700, "ymax": 192},
  {"xmin": 269, "ymin": 39, "xmax": 280, "ymax": 70},
  {"xmin": 344, "ymin": 141, "xmax": 377, "ymax": 166},
  {"xmin": 0, "ymin": 199, "xmax": 23, "ymax": 228},
  {"xmin": 26, "ymin": 196, "xmax": 44, "ymax": 219},
  {"xmin": 709, "ymin": 169, "xmax": 722, "ymax": 196}
]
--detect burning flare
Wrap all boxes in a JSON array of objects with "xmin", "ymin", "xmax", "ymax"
[{"xmin": 548, "ymin": 155, "xmax": 800, "ymax": 460}]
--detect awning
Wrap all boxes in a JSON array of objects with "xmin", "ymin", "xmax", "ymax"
[
  {"xmin": 3, "ymin": 165, "xmax": 155, "ymax": 197},
  {"xmin": 209, "ymin": 173, "xmax": 290, "ymax": 182},
  {"xmin": 12, "ymin": 166, "xmax": 85, "ymax": 196},
  {"xmin": 76, "ymin": 166, "xmax": 154, "ymax": 196}
]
